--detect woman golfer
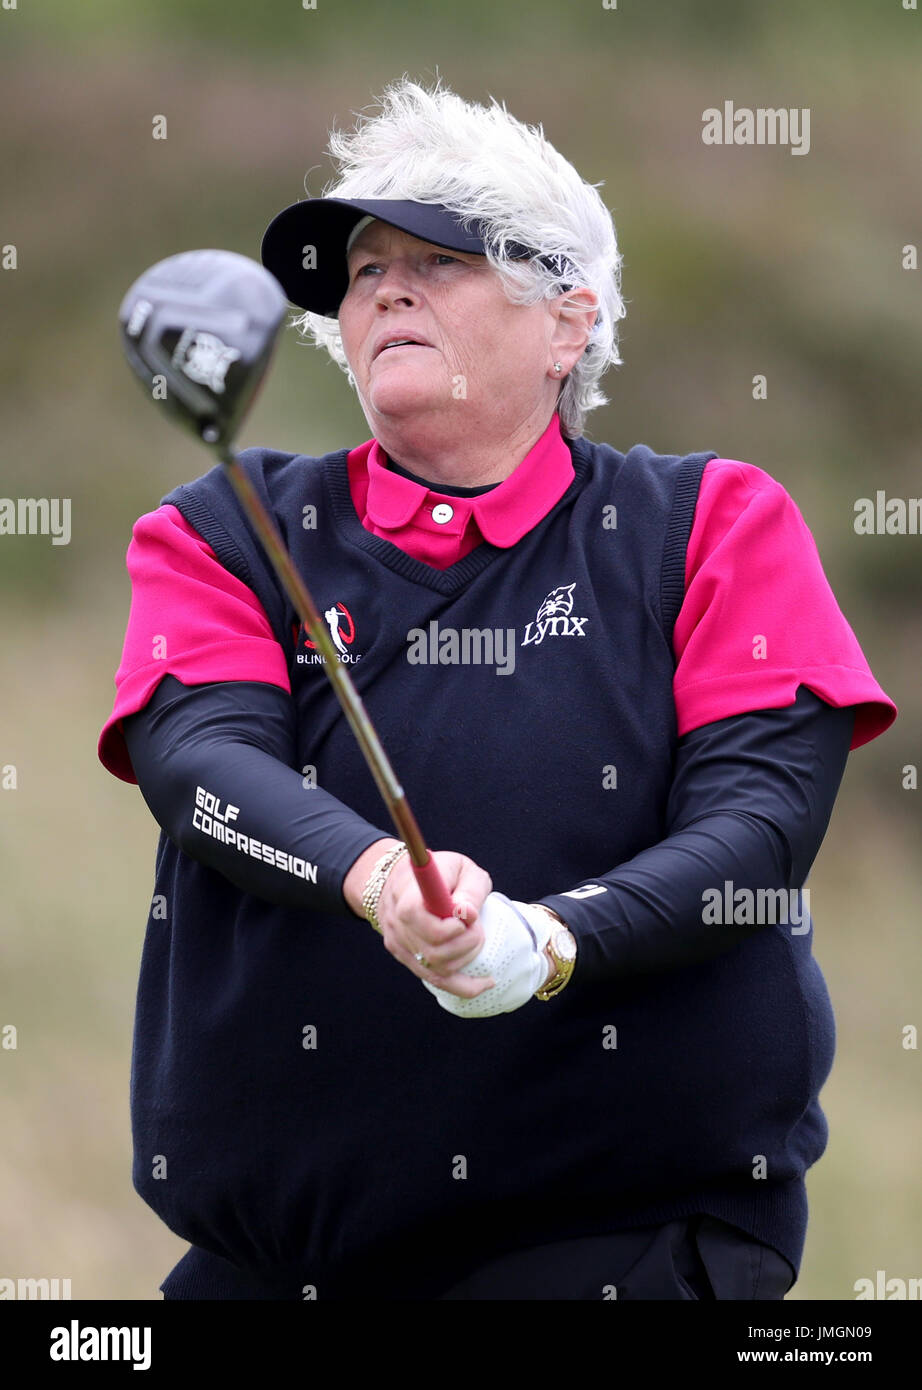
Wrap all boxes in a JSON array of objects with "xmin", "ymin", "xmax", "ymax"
[{"xmin": 98, "ymin": 78, "xmax": 896, "ymax": 1300}]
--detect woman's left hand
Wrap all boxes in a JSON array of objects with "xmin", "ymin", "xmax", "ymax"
[{"xmin": 423, "ymin": 893, "xmax": 555, "ymax": 1018}]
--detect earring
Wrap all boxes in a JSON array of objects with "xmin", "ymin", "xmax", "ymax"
[{"xmin": 554, "ymin": 362, "xmax": 562, "ymax": 374}]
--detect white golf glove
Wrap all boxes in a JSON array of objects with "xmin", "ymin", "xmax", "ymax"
[{"xmin": 423, "ymin": 892, "xmax": 554, "ymax": 1019}]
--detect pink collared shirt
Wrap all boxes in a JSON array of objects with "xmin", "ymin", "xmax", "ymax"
[{"xmin": 346, "ymin": 413, "xmax": 574, "ymax": 568}]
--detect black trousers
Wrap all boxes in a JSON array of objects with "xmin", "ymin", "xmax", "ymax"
[
  {"xmin": 161, "ymin": 1215, "xmax": 794, "ymax": 1300},
  {"xmin": 436, "ymin": 1215, "xmax": 794, "ymax": 1300}
]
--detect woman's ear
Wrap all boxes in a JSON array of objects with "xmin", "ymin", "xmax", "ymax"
[{"xmin": 550, "ymin": 288, "xmax": 599, "ymax": 370}]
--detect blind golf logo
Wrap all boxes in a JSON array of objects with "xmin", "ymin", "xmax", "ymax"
[
  {"xmin": 521, "ymin": 583, "xmax": 589, "ymax": 646},
  {"xmin": 292, "ymin": 602, "xmax": 362, "ymax": 663}
]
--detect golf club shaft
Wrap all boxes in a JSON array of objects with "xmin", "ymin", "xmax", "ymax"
[{"xmin": 217, "ymin": 447, "xmax": 456, "ymax": 920}]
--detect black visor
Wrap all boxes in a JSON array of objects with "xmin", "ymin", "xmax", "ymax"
[{"xmin": 260, "ymin": 197, "xmax": 573, "ymax": 316}]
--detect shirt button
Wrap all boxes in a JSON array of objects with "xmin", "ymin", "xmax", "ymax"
[{"xmin": 431, "ymin": 502, "xmax": 454, "ymax": 524}]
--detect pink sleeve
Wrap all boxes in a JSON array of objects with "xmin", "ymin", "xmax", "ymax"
[
  {"xmin": 673, "ymin": 459, "xmax": 897, "ymax": 751},
  {"xmin": 97, "ymin": 504, "xmax": 291, "ymax": 783}
]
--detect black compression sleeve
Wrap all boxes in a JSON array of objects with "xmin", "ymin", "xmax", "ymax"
[
  {"xmin": 121, "ymin": 675, "xmax": 392, "ymax": 916},
  {"xmin": 538, "ymin": 686, "xmax": 855, "ymax": 982}
]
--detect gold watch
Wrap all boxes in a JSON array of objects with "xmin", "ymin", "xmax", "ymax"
[{"xmin": 530, "ymin": 905, "xmax": 577, "ymax": 1001}]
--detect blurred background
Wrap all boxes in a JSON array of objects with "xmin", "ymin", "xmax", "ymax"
[{"xmin": 1, "ymin": 0, "xmax": 918, "ymax": 1301}]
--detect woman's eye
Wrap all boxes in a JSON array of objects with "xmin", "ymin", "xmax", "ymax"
[{"xmin": 352, "ymin": 253, "xmax": 460, "ymax": 282}]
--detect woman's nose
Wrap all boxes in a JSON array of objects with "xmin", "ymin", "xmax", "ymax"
[{"xmin": 373, "ymin": 261, "xmax": 419, "ymax": 307}]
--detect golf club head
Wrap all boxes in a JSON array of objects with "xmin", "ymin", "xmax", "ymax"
[{"xmin": 118, "ymin": 249, "xmax": 288, "ymax": 450}]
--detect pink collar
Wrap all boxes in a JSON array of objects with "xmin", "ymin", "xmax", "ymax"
[{"xmin": 349, "ymin": 413, "xmax": 575, "ymax": 551}]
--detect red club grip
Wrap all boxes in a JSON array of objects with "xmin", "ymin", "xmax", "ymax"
[{"xmin": 412, "ymin": 855, "xmax": 456, "ymax": 920}]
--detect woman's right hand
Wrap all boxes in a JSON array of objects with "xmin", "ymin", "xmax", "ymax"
[{"xmin": 344, "ymin": 841, "xmax": 495, "ymax": 998}]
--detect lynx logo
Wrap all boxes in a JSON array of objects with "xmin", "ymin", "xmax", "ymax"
[
  {"xmin": 172, "ymin": 328, "xmax": 240, "ymax": 394},
  {"xmin": 522, "ymin": 583, "xmax": 589, "ymax": 647},
  {"xmin": 292, "ymin": 603, "xmax": 362, "ymax": 665}
]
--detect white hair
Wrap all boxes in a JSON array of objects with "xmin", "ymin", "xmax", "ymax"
[{"xmin": 290, "ymin": 76, "xmax": 626, "ymax": 439}]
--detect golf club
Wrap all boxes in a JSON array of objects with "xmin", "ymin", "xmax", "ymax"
[{"xmin": 118, "ymin": 248, "xmax": 456, "ymax": 920}]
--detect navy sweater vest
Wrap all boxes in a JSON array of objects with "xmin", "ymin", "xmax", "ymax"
[{"xmin": 131, "ymin": 436, "xmax": 831, "ymax": 1293}]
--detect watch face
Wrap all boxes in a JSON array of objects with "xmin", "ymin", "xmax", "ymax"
[{"xmin": 553, "ymin": 928, "xmax": 577, "ymax": 962}]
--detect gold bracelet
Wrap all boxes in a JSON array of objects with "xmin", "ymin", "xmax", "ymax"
[
  {"xmin": 529, "ymin": 903, "xmax": 578, "ymax": 1001},
  {"xmin": 361, "ymin": 844, "xmax": 408, "ymax": 934}
]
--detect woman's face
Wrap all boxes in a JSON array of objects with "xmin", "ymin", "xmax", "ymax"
[{"xmin": 337, "ymin": 221, "xmax": 561, "ymax": 444}]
